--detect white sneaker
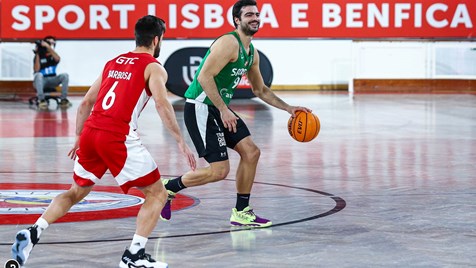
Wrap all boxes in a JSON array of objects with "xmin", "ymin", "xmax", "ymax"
[
  {"xmin": 119, "ymin": 248, "xmax": 168, "ymax": 268},
  {"xmin": 12, "ymin": 225, "xmax": 40, "ymax": 266}
]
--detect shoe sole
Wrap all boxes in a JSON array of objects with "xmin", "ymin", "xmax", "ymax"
[
  {"xmin": 12, "ymin": 230, "xmax": 34, "ymax": 266},
  {"xmin": 119, "ymin": 260, "xmax": 169, "ymax": 268},
  {"xmin": 230, "ymin": 221, "xmax": 272, "ymax": 228},
  {"xmin": 159, "ymin": 215, "xmax": 171, "ymax": 221}
]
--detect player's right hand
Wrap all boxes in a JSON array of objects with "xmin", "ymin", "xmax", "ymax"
[
  {"xmin": 179, "ymin": 142, "xmax": 196, "ymax": 171},
  {"xmin": 220, "ymin": 109, "xmax": 238, "ymax": 133},
  {"xmin": 68, "ymin": 136, "xmax": 80, "ymax": 160}
]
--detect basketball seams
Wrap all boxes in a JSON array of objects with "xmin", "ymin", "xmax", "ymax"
[
  {"xmin": 302, "ymin": 112, "xmax": 308, "ymax": 142},
  {"xmin": 293, "ymin": 111, "xmax": 302, "ymax": 142}
]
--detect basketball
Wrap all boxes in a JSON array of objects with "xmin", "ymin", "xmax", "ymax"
[{"xmin": 287, "ymin": 111, "xmax": 320, "ymax": 142}]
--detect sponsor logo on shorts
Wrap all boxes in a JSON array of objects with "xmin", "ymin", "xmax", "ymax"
[{"xmin": 217, "ymin": 133, "xmax": 226, "ymax": 147}]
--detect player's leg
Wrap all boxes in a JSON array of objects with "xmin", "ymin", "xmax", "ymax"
[
  {"xmin": 42, "ymin": 183, "xmax": 93, "ymax": 223},
  {"xmin": 181, "ymin": 101, "xmax": 231, "ymax": 185},
  {"xmin": 12, "ymin": 126, "xmax": 104, "ymax": 266},
  {"xmin": 120, "ymin": 180, "xmax": 168, "ymax": 268},
  {"xmin": 160, "ymin": 160, "xmax": 229, "ymax": 221},
  {"xmin": 227, "ymin": 111, "xmax": 271, "ymax": 228},
  {"xmin": 11, "ymin": 183, "xmax": 93, "ymax": 266},
  {"xmin": 103, "ymin": 131, "xmax": 168, "ymax": 268},
  {"xmin": 233, "ymin": 136, "xmax": 260, "ymax": 196},
  {"xmin": 160, "ymin": 101, "xmax": 230, "ymax": 221}
]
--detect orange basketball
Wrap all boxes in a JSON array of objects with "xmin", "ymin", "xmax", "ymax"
[{"xmin": 287, "ymin": 111, "xmax": 320, "ymax": 142}]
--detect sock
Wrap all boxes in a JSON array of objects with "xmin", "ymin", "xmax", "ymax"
[
  {"xmin": 129, "ymin": 234, "xmax": 148, "ymax": 254},
  {"xmin": 165, "ymin": 176, "xmax": 187, "ymax": 193},
  {"xmin": 34, "ymin": 217, "xmax": 49, "ymax": 238},
  {"xmin": 235, "ymin": 194, "xmax": 250, "ymax": 211}
]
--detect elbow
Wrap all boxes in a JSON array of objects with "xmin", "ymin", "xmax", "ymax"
[
  {"xmin": 79, "ymin": 98, "xmax": 95, "ymax": 112},
  {"xmin": 197, "ymin": 73, "xmax": 205, "ymax": 86},
  {"xmin": 197, "ymin": 72, "xmax": 213, "ymax": 87},
  {"xmin": 251, "ymin": 86, "xmax": 265, "ymax": 98}
]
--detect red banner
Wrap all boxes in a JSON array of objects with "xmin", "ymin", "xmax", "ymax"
[{"xmin": 0, "ymin": 0, "xmax": 474, "ymax": 40}]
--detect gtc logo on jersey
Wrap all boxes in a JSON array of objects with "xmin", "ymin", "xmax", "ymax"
[{"xmin": 116, "ymin": 56, "xmax": 139, "ymax": 64}]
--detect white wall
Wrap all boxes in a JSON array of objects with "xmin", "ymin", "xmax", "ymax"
[
  {"xmin": 0, "ymin": 39, "xmax": 353, "ymax": 86},
  {"xmin": 1, "ymin": 39, "xmax": 474, "ymax": 87}
]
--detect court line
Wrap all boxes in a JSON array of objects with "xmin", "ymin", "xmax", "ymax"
[{"xmin": 0, "ymin": 179, "xmax": 346, "ymax": 246}]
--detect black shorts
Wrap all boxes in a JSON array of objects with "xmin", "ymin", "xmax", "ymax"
[{"xmin": 184, "ymin": 100, "xmax": 251, "ymax": 163}]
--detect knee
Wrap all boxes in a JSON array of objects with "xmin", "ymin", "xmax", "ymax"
[
  {"xmin": 210, "ymin": 164, "xmax": 230, "ymax": 182},
  {"xmin": 33, "ymin": 72, "xmax": 43, "ymax": 80},
  {"xmin": 242, "ymin": 145, "xmax": 260, "ymax": 163},
  {"xmin": 65, "ymin": 188, "xmax": 88, "ymax": 204},
  {"xmin": 60, "ymin": 73, "xmax": 69, "ymax": 83},
  {"xmin": 145, "ymin": 181, "xmax": 167, "ymax": 203}
]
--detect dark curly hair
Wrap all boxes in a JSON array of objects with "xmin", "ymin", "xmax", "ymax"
[
  {"xmin": 135, "ymin": 15, "xmax": 166, "ymax": 47},
  {"xmin": 232, "ymin": 0, "xmax": 257, "ymax": 28}
]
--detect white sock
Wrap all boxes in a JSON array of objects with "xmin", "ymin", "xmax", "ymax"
[
  {"xmin": 129, "ymin": 234, "xmax": 148, "ymax": 254},
  {"xmin": 34, "ymin": 217, "xmax": 49, "ymax": 238}
]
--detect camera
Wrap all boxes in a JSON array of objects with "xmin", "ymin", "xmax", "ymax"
[{"xmin": 34, "ymin": 40, "xmax": 47, "ymax": 55}]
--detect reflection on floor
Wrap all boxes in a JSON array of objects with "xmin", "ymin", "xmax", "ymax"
[{"xmin": 0, "ymin": 92, "xmax": 475, "ymax": 267}]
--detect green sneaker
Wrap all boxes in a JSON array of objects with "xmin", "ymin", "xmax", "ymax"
[
  {"xmin": 160, "ymin": 179, "xmax": 176, "ymax": 221},
  {"xmin": 230, "ymin": 206, "xmax": 272, "ymax": 228}
]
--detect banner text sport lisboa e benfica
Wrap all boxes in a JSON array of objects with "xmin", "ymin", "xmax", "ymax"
[{"xmin": 0, "ymin": 0, "xmax": 474, "ymax": 40}]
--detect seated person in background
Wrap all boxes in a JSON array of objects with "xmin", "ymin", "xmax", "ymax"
[{"xmin": 33, "ymin": 35, "xmax": 71, "ymax": 109}]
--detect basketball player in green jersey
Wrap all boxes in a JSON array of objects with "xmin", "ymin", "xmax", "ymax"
[{"xmin": 161, "ymin": 0, "xmax": 312, "ymax": 227}]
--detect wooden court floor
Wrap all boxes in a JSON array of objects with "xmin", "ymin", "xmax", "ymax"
[{"xmin": 0, "ymin": 92, "xmax": 475, "ymax": 267}]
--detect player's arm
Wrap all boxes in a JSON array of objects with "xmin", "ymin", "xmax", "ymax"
[
  {"xmin": 197, "ymin": 35, "xmax": 239, "ymax": 132},
  {"xmin": 68, "ymin": 75, "xmax": 101, "ymax": 159},
  {"xmin": 147, "ymin": 62, "xmax": 196, "ymax": 170},
  {"xmin": 247, "ymin": 50, "xmax": 312, "ymax": 116}
]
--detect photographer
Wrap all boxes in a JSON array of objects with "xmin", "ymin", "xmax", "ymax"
[{"xmin": 33, "ymin": 36, "xmax": 71, "ymax": 109}]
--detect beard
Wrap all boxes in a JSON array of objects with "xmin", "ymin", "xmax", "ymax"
[
  {"xmin": 241, "ymin": 20, "xmax": 260, "ymax": 36},
  {"xmin": 153, "ymin": 45, "xmax": 161, "ymax": 58}
]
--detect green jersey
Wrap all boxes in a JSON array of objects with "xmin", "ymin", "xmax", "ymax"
[{"xmin": 184, "ymin": 31, "xmax": 255, "ymax": 106}]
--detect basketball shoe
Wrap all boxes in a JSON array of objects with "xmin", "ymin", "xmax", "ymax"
[
  {"xmin": 11, "ymin": 225, "xmax": 40, "ymax": 266},
  {"xmin": 160, "ymin": 179, "xmax": 176, "ymax": 221},
  {"xmin": 230, "ymin": 206, "xmax": 272, "ymax": 227},
  {"xmin": 120, "ymin": 248, "xmax": 168, "ymax": 268}
]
